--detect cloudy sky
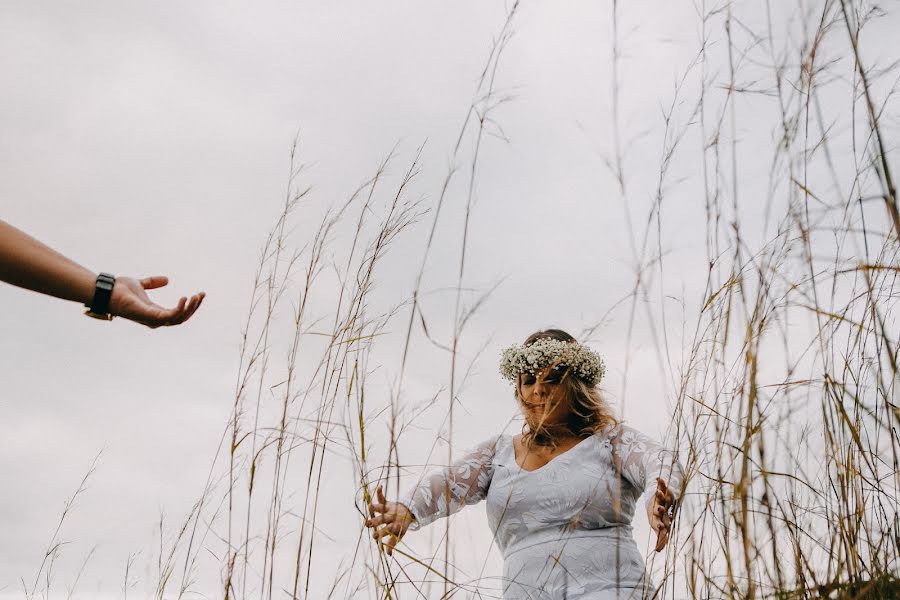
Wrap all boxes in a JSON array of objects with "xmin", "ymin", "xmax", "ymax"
[{"xmin": 2, "ymin": 1, "xmax": 897, "ymax": 598}]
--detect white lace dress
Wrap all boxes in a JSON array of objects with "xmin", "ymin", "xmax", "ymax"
[{"xmin": 399, "ymin": 424, "xmax": 684, "ymax": 600}]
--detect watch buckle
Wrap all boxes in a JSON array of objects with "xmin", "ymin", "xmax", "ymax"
[{"xmin": 84, "ymin": 308, "xmax": 115, "ymax": 321}]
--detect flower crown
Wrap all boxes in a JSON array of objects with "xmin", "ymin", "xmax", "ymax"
[{"xmin": 499, "ymin": 338, "xmax": 606, "ymax": 386}]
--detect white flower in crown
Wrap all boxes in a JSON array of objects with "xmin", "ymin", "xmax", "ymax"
[{"xmin": 499, "ymin": 338, "xmax": 606, "ymax": 385}]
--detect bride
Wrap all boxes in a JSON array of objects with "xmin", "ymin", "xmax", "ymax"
[{"xmin": 366, "ymin": 328, "xmax": 684, "ymax": 599}]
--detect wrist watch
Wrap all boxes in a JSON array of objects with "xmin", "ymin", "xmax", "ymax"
[{"xmin": 84, "ymin": 272, "xmax": 116, "ymax": 320}]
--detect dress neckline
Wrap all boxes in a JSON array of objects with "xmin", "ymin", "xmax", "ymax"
[{"xmin": 509, "ymin": 432, "xmax": 596, "ymax": 474}]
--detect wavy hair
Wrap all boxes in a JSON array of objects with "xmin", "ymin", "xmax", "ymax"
[{"xmin": 515, "ymin": 329, "xmax": 619, "ymax": 448}]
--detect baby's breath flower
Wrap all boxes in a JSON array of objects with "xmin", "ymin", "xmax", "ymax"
[{"xmin": 499, "ymin": 338, "xmax": 606, "ymax": 385}]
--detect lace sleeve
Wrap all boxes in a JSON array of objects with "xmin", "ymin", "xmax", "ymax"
[
  {"xmin": 398, "ymin": 435, "xmax": 499, "ymax": 531},
  {"xmin": 610, "ymin": 425, "xmax": 684, "ymax": 511}
]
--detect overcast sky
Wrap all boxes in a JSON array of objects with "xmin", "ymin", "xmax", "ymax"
[{"xmin": 1, "ymin": 1, "xmax": 897, "ymax": 598}]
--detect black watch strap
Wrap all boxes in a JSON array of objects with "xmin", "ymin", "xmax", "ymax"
[{"xmin": 85, "ymin": 272, "xmax": 116, "ymax": 320}]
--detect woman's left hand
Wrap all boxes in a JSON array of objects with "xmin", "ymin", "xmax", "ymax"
[
  {"xmin": 365, "ymin": 485, "xmax": 415, "ymax": 556},
  {"xmin": 647, "ymin": 477, "xmax": 675, "ymax": 552}
]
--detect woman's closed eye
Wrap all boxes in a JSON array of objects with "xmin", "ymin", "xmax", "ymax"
[{"xmin": 522, "ymin": 375, "xmax": 559, "ymax": 385}]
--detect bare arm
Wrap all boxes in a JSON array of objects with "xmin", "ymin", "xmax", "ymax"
[
  {"xmin": 0, "ymin": 220, "xmax": 205, "ymax": 327},
  {"xmin": 0, "ymin": 220, "xmax": 96, "ymax": 304}
]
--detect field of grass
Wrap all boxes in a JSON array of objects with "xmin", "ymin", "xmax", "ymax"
[{"xmin": 20, "ymin": 1, "xmax": 899, "ymax": 598}]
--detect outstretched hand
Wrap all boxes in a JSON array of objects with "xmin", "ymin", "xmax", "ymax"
[
  {"xmin": 365, "ymin": 484, "xmax": 415, "ymax": 556},
  {"xmin": 109, "ymin": 276, "xmax": 205, "ymax": 328},
  {"xmin": 648, "ymin": 477, "xmax": 676, "ymax": 552}
]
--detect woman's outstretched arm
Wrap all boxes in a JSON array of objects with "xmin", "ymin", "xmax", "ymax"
[{"xmin": 366, "ymin": 435, "xmax": 499, "ymax": 555}]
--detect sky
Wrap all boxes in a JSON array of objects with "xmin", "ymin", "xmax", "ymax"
[{"xmin": 1, "ymin": 1, "xmax": 898, "ymax": 598}]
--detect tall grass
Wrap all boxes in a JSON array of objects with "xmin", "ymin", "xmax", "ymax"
[
  {"xmin": 654, "ymin": 1, "xmax": 900, "ymax": 598},
  {"xmin": 20, "ymin": 1, "xmax": 899, "ymax": 598}
]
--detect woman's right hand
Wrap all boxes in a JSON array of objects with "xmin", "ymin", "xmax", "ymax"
[{"xmin": 366, "ymin": 484, "xmax": 415, "ymax": 556}]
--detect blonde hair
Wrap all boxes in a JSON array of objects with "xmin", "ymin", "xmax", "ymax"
[{"xmin": 515, "ymin": 329, "xmax": 618, "ymax": 448}]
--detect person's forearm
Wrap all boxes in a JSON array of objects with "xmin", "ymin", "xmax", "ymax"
[{"xmin": 0, "ymin": 220, "xmax": 96, "ymax": 304}]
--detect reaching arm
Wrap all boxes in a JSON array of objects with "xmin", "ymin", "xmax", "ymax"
[
  {"xmin": 398, "ymin": 435, "xmax": 499, "ymax": 530},
  {"xmin": 366, "ymin": 436, "xmax": 498, "ymax": 555},
  {"xmin": 0, "ymin": 220, "xmax": 204, "ymax": 327},
  {"xmin": 611, "ymin": 425, "xmax": 684, "ymax": 551}
]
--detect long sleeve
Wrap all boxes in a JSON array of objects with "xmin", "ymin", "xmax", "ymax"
[
  {"xmin": 399, "ymin": 435, "xmax": 499, "ymax": 531},
  {"xmin": 610, "ymin": 425, "xmax": 684, "ymax": 511}
]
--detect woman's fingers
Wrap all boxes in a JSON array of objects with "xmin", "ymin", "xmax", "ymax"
[
  {"xmin": 651, "ymin": 513, "xmax": 669, "ymax": 549},
  {"xmin": 373, "ymin": 525, "xmax": 400, "ymax": 544},
  {"xmin": 656, "ymin": 478, "xmax": 675, "ymax": 506},
  {"xmin": 653, "ymin": 509, "xmax": 672, "ymax": 529},
  {"xmin": 386, "ymin": 533, "xmax": 399, "ymax": 555},
  {"xmin": 369, "ymin": 502, "xmax": 387, "ymax": 514},
  {"xmin": 365, "ymin": 513, "xmax": 395, "ymax": 528},
  {"xmin": 365, "ymin": 487, "xmax": 398, "ymax": 527},
  {"xmin": 372, "ymin": 521, "xmax": 405, "ymax": 556},
  {"xmin": 366, "ymin": 486, "xmax": 411, "ymax": 557},
  {"xmin": 654, "ymin": 526, "xmax": 669, "ymax": 552},
  {"xmin": 650, "ymin": 509, "xmax": 672, "ymax": 552},
  {"xmin": 655, "ymin": 489, "xmax": 670, "ymax": 507},
  {"xmin": 367, "ymin": 487, "xmax": 389, "ymax": 519},
  {"xmin": 656, "ymin": 478, "xmax": 671, "ymax": 500},
  {"xmin": 655, "ymin": 495, "xmax": 672, "ymax": 519}
]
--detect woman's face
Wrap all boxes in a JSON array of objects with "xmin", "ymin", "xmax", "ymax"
[{"xmin": 517, "ymin": 365, "xmax": 571, "ymax": 428}]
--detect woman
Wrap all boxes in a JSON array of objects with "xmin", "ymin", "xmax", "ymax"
[{"xmin": 366, "ymin": 329, "xmax": 684, "ymax": 599}]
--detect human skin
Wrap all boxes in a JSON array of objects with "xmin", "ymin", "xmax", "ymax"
[
  {"xmin": 0, "ymin": 220, "xmax": 204, "ymax": 328},
  {"xmin": 365, "ymin": 367, "xmax": 676, "ymax": 554}
]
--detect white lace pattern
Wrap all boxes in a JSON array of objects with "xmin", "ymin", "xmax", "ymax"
[{"xmin": 398, "ymin": 424, "xmax": 684, "ymax": 599}]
